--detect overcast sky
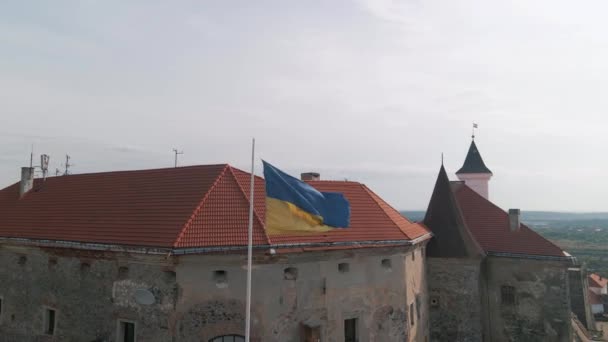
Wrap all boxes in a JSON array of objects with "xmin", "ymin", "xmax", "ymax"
[{"xmin": 1, "ymin": 1, "xmax": 608, "ymax": 211}]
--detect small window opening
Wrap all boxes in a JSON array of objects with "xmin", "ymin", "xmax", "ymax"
[
  {"xmin": 18, "ymin": 255, "xmax": 27, "ymax": 265},
  {"xmin": 381, "ymin": 258, "xmax": 392, "ymax": 270},
  {"xmin": 338, "ymin": 263, "xmax": 350, "ymax": 273},
  {"xmin": 118, "ymin": 320, "xmax": 136, "ymax": 342},
  {"xmin": 214, "ymin": 270, "xmax": 227, "ymax": 288},
  {"xmin": 410, "ymin": 303, "xmax": 415, "ymax": 325},
  {"xmin": 48, "ymin": 257, "xmax": 58, "ymax": 269},
  {"xmin": 80, "ymin": 262, "xmax": 91, "ymax": 272},
  {"xmin": 501, "ymin": 285, "xmax": 515, "ymax": 305},
  {"xmin": 415, "ymin": 295, "xmax": 421, "ymax": 320},
  {"xmin": 430, "ymin": 296, "xmax": 439, "ymax": 307},
  {"xmin": 284, "ymin": 267, "xmax": 298, "ymax": 280},
  {"xmin": 0, "ymin": 297, "xmax": 3, "ymax": 321},
  {"xmin": 164, "ymin": 270, "xmax": 176, "ymax": 282},
  {"xmin": 118, "ymin": 266, "xmax": 129, "ymax": 279},
  {"xmin": 301, "ymin": 324, "xmax": 321, "ymax": 342},
  {"xmin": 412, "ymin": 251, "xmax": 416, "ymax": 261},
  {"xmin": 44, "ymin": 308, "xmax": 56, "ymax": 335},
  {"xmin": 344, "ymin": 318, "xmax": 358, "ymax": 342}
]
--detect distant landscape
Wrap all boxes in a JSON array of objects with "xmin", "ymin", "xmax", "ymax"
[{"xmin": 401, "ymin": 211, "xmax": 608, "ymax": 276}]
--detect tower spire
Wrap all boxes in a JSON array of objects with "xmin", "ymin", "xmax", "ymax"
[{"xmin": 456, "ymin": 134, "xmax": 492, "ymax": 199}]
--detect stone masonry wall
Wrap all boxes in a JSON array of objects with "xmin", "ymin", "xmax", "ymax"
[
  {"xmin": 484, "ymin": 256, "xmax": 572, "ymax": 342},
  {"xmin": 427, "ymin": 257, "xmax": 483, "ymax": 342},
  {"xmin": 0, "ymin": 242, "xmax": 427, "ymax": 342},
  {"xmin": 568, "ymin": 266, "xmax": 595, "ymax": 330},
  {"xmin": 0, "ymin": 244, "xmax": 177, "ymax": 342}
]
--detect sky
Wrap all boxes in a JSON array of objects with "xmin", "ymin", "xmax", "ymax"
[{"xmin": 1, "ymin": 0, "xmax": 608, "ymax": 211}]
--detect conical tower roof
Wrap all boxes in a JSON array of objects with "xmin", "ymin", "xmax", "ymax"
[
  {"xmin": 456, "ymin": 140, "xmax": 492, "ymax": 175},
  {"xmin": 423, "ymin": 165, "xmax": 484, "ymax": 257}
]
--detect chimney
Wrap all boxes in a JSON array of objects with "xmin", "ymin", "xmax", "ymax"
[
  {"xmin": 20, "ymin": 167, "xmax": 35, "ymax": 197},
  {"xmin": 509, "ymin": 209, "xmax": 521, "ymax": 232},
  {"xmin": 301, "ymin": 172, "xmax": 320, "ymax": 181}
]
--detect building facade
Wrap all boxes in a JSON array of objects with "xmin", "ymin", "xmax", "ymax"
[
  {"xmin": 0, "ymin": 164, "xmax": 430, "ymax": 342},
  {"xmin": 424, "ymin": 139, "xmax": 575, "ymax": 342}
]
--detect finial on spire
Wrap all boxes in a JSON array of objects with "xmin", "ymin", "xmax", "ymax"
[
  {"xmin": 441, "ymin": 152, "xmax": 444, "ymax": 166},
  {"xmin": 472, "ymin": 122, "xmax": 478, "ymax": 139}
]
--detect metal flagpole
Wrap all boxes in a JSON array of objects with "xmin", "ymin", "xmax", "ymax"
[{"xmin": 245, "ymin": 138, "xmax": 255, "ymax": 342}]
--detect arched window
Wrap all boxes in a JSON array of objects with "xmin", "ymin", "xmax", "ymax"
[{"xmin": 209, "ymin": 335, "xmax": 245, "ymax": 342}]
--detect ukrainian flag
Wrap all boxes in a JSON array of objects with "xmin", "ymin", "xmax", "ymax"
[{"xmin": 263, "ymin": 161, "xmax": 350, "ymax": 235}]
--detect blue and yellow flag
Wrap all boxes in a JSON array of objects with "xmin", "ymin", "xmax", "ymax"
[{"xmin": 263, "ymin": 161, "xmax": 350, "ymax": 235}]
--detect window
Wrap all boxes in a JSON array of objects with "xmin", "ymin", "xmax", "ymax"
[
  {"xmin": 301, "ymin": 324, "xmax": 321, "ymax": 342},
  {"xmin": 430, "ymin": 296, "xmax": 439, "ymax": 308},
  {"xmin": 344, "ymin": 318, "xmax": 357, "ymax": 342},
  {"xmin": 381, "ymin": 258, "xmax": 392, "ymax": 271},
  {"xmin": 118, "ymin": 320, "xmax": 136, "ymax": 342},
  {"xmin": 44, "ymin": 308, "xmax": 56, "ymax": 335},
  {"xmin": 214, "ymin": 270, "xmax": 228, "ymax": 288},
  {"xmin": 209, "ymin": 335, "xmax": 245, "ymax": 342},
  {"xmin": 412, "ymin": 251, "xmax": 415, "ymax": 261},
  {"xmin": 284, "ymin": 267, "xmax": 298, "ymax": 280},
  {"xmin": 338, "ymin": 263, "xmax": 350, "ymax": 273},
  {"xmin": 415, "ymin": 295, "xmax": 421, "ymax": 320},
  {"xmin": 0, "ymin": 297, "xmax": 3, "ymax": 322},
  {"xmin": 410, "ymin": 303, "xmax": 415, "ymax": 325},
  {"xmin": 501, "ymin": 285, "xmax": 516, "ymax": 305}
]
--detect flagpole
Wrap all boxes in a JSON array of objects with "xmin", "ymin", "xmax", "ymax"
[{"xmin": 245, "ymin": 138, "xmax": 255, "ymax": 342}]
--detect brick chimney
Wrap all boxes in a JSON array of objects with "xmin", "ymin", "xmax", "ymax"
[
  {"xmin": 509, "ymin": 209, "xmax": 521, "ymax": 232},
  {"xmin": 20, "ymin": 167, "xmax": 35, "ymax": 197},
  {"xmin": 301, "ymin": 172, "xmax": 320, "ymax": 181}
]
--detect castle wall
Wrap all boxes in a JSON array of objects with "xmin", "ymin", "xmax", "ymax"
[
  {"xmin": 427, "ymin": 257, "xmax": 483, "ymax": 342},
  {"xmin": 568, "ymin": 266, "xmax": 595, "ymax": 330},
  {"xmin": 484, "ymin": 256, "xmax": 572, "ymax": 342},
  {"xmin": 0, "ymin": 242, "xmax": 427, "ymax": 342}
]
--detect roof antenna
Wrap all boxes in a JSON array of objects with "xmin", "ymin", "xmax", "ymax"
[
  {"xmin": 472, "ymin": 122, "xmax": 478, "ymax": 140},
  {"xmin": 30, "ymin": 144, "xmax": 34, "ymax": 168},
  {"xmin": 64, "ymin": 155, "xmax": 73, "ymax": 175},
  {"xmin": 173, "ymin": 148, "xmax": 183, "ymax": 168},
  {"xmin": 40, "ymin": 154, "xmax": 50, "ymax": 181}
]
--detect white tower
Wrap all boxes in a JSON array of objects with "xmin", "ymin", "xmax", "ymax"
[{"xmin": 456, "ymin": 139, "xmax": 493, "ymax": 199}]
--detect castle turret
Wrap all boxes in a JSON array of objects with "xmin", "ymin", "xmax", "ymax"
[{"xmin": 455, "ymin": 139, "xmax": 492, "ymax": 199}]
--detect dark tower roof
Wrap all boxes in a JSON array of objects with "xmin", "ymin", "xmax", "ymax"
[
  {"xmin": 456, "ymin": 140, "xmax": 492, "ymax": 175},
  {"xmin": 423, "ymin": 165, "xmax": 484, "ymax": 258}
]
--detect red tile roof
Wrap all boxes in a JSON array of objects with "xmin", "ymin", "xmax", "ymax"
[
  {"xmin": 588, "ymin": 289, "xmax": 602, "ymax": 305},
  {"xmin": 0, "ymin": 165, "xmax": 429, "ymax": 251},
  {"xmin": 451, "ymin": 182, "xmax": 566, "ymax": 258},
  {"xmin": 590, "ymin": 274, "xmax": 608, "ymax": 289}
]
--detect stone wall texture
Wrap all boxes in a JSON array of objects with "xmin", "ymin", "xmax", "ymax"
[
  {"xmin": 484, "ymin": 256, "xmax": 572, "ymax": 342},
  {"xmin": 427, "ymin": 257, "xmax": 484, "ymax": 342},
  {"xmin": 0, "ymin": 243, "xmax": 427, "ymax": 342}
]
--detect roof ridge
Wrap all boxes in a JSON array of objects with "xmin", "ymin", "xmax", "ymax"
[
  {"xmin": 455, "ymin": 184, "xmax": 565, "ymax": 255},
  {"xmin": 42, "ymin": 164, "xmax": 231, "ymax": 179},
  {"xmin": 227, "ymin": 166, "xmax": 271, "ymax": 245},
  {"xmin": 360, "ymin": 184, "xmax": 410, "ymax": 240},
  {"xmin": 172, "ymin": 164, "xmax": 231, "ymax": 248}
]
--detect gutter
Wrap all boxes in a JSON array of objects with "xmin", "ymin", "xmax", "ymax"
[
  {"xmin": 0, "ymin": 233, "xmax": 432, "ymax": 256},
  {"xmin": 486, "ymin": 251, "xmax": 576, "ymax": 263}
]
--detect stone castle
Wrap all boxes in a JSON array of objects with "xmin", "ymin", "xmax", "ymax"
[{"xmin": 0, "ymin": 138, "xmax": 591, "ymax": 341}]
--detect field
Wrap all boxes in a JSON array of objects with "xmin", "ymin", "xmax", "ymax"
[{"xmin": 401, "ymin": 211, "xmax": 608, "ymax": 276}]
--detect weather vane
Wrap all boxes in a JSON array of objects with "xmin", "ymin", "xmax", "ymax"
[{"xmin": 472, "ymin": 122, "xmax": 478, "ymax": 139}]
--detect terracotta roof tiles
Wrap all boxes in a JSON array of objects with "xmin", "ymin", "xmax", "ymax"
[{"xmin": 0, "ymin": 164, "xmax": 429, "ymax": 251}]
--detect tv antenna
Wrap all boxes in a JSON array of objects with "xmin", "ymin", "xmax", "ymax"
[
  {"xmin": 64, "ymin": 155, "xmax": 74, "ymax": 175},
  {"xmin": 172, "ymin": 148, "xmax": 183, "ymax": 168},
  {"xmin": 40, "ymin": 154, "xmax": 50, "ymax": 180}
]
